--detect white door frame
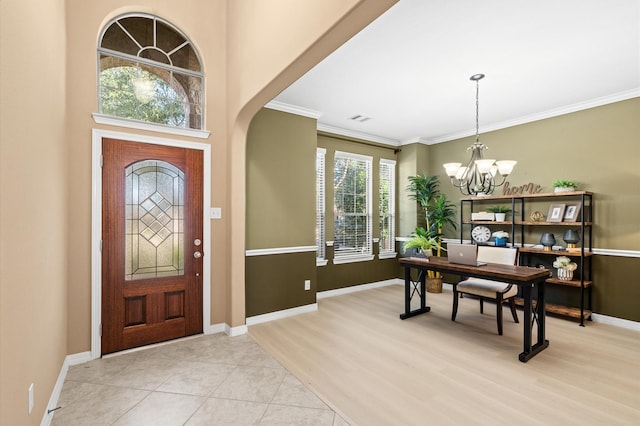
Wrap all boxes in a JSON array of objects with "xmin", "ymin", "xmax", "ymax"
[{"xmin": 91, "ymin": 128, "xmax": 212, "ymax": 359}]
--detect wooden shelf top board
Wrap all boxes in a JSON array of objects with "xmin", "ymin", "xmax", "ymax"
[
  {"xmin": 461, "ymin": 191, "xmax": 593, "ymax": 201},
  {"xmin": 546, "ymin": 278, "xmax": 593, "ymax": 288}
]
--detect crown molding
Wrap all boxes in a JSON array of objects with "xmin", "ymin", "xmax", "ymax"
[
  {"xmin": 424, "ymin": 89, "xmax": 640, "ymax": 145},
  {"xmin": 264, "ymin": 100, "xmax": 322, "ymax": 119},
  {"xmin": 317, "ymin": 123, "xmax": 401, "ymax": 146},
  {"xmin": 270, "ymin": 90, "xmax": 639, "ymax": 147}
]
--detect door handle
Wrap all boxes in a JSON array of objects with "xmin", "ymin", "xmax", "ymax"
[{"xmin": 193, "ymin": 251, "xmax": 202, "ymax": 259}]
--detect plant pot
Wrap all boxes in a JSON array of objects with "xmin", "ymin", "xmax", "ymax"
[
  {"xmin": 494, "ymin": 212, "xmax": 506, "ymax": 222},
  {"xmin": 554, "ymin": 187, "xmax": 575, "ymax": 193},
  {"xmin": 426, "ymin": 277, "xmax": 443, "ymax": 293},
  {"xmin": 557, "ymin": 268, "xmax": 574, "ymax": 280},
  {"xmin": 414, "ymin": 248, "xmax": 432, "ymax": 258}
]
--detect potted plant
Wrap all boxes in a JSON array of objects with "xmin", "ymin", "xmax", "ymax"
[
  {"xmin": 552, "ymin": 179, "xmax": 578, "ymax": 193},
  {"xmin": 553, "ymin": 256, "xmax": 578, "ymax": 280},
  {"xmin": 492, "ymin": 230, "xmax": 509, "ymax": 247},
  {"xmin": 486, "ymin": 205, "xmax": 512, "ymax": 222},
  {"xmin": 402, "ymin": 227, "xmax": 441, "ymax": 257},
  {"xmin": 407, "ymin": 174, "xmax": 457, "ymax": 293}
]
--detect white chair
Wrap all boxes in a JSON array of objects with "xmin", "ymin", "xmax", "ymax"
[{"xmin": 451, "ymin": 246, "xmax": 519, "ymax": 335}]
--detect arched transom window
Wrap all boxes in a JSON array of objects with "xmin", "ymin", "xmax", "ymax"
[{"xmin": 98, "ymin": 14, "xmax": 204, "ymax": 129}]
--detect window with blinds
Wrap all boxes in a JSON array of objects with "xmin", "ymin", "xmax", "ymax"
[
  {"xmin": 333, "ymin": 151, "xmax": 372, "ymax": 260},
  {"xmin": 316, "ymin": 148, "xmax": 326, "ymax": 262},
  {"xmin": 379, "ymin": 159, "xmax": 396, "ymax": 255}
]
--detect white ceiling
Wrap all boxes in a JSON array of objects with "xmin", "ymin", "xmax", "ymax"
[{"xmin": 271, "ymin": 0, "xmax": 640, "ymax": 146}]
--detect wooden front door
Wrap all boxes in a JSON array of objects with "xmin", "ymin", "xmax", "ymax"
[{"xmin": 101, "ymin": 138, "xmax": 203, "ymax": 355}]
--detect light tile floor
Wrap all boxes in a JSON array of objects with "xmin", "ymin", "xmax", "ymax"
[{"xmin": 51, "ymin": 333, "xmax": 348, "ymax": 425}]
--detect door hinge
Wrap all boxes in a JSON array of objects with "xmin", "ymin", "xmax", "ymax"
[
  {"xmin": 99, "ymin": 323, "xmax": 102, "ymax": 337},
  {"xmin": 100, "ymin": 240, "xmax": 103, "ymax": 252},
  {"xmin": 100, "ymin": 155, "xmax": 103, "ymax": 167}
]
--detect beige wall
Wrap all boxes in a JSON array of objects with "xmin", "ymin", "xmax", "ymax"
[
  {"xmin": 1, "ymin": 0, "xmax": 68, "ymax": 424},
  {"xmin": 0, "ymin": 0, "xmax": 396, "ymax": 423}
]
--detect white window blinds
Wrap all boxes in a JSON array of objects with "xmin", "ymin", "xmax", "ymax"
[
  {"xmin": 333, "ymin": 151, "xmax": 372, "ymax": 259},
  {"xmin": 316, "ymin": 148, "xmax": 326, "ymax": 261},
  {"xmin": 379, "ymin": 159, "xmax": 396, "ymax": 254}
]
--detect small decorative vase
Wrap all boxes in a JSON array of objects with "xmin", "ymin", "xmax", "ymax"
[
  {"xmin": 563, "ymin": 229, "xmax": 580, "ymax": 249},
  {"xmin": 557, "ymin": 268, "xmax": 574, "ymax": 280},
  {"xmin": 540, "ymin": 233, "xmax": 556, "ymax": 251}
]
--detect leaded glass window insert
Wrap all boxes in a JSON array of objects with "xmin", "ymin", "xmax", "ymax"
[
  {"xmin": 98, "ymin": 14, "xmax": 204, "ymax": 129},
  {"xmin": 333, "ymin": 152, "xmax": 372, "ymax": 259},
  {"xmin": 125, "ymin": 160, "xmax": 184, "ymax": 280}
]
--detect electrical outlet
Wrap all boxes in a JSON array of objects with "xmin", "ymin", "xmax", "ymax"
[
  {"xmin": 28, "ymin": 383, "xmax": 34, "ymax": 414},
  {"xmin": 304, "ymin": 280, "xmax": 311, "ymax": 291}
]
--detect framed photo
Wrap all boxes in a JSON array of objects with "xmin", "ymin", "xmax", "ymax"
[
  {"xmin": 547, "ymin": 204, "xmax": 566, "ymax": 222},
  {"xmin": 563, "ymin": 203, "xmax": 582, "ymax": 222}
]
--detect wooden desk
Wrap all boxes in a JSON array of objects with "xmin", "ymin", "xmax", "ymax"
[{"xmin": 399, "ymin": 256, "xmax": 551, "ymax": 362}]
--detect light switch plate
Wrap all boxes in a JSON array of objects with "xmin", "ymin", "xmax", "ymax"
[{"xmin": 210, "ymin": 208, "xmax": 222, "ymax": 219}]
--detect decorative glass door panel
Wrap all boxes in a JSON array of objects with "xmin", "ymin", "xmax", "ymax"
[{"xmin": 125, "ymin": 160, "xmax": 185, "ymax": 280}]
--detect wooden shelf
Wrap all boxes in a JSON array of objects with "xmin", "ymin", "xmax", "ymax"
[
  {"xmin": 461, "ymin": 191, "xmax": 593, "ymax": 201},
  {"xmin": 463, "ymin": 221, "xmax": 512, "ymax": 225},
  {"xmin": 514, "ymin": 298, "xmax": 592, "ymax": 320},
  {"xmin": 518, "ymin": 247, "xmax": 593, "ymax": 257},
  {"xmin": 461, "ymin": 191, "xmax": 593, "ymax": 326},
  {"xmin": 546, "ymin": 278, "xmax": 593, "ymax": 288},
  {"xmin": 514, "ymin": 221, "xmax": 593, "ymax": 226}
]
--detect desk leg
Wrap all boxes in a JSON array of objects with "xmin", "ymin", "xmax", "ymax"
[
  {"xmin": 519, "ymin": 280, "xmax": 550, "ymax": 362},
  {"xmin": 399, "ymin": 266, "xmax": 431, "ymax": 320}
]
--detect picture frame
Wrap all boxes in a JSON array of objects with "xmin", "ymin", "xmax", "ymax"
[
  {"xmin": 547, "ymin": 204, "xmax": 566, "ymax": 222},
  {"xmin": 563, "ymin": 203, "xmax": 582, "ymax": 222}
]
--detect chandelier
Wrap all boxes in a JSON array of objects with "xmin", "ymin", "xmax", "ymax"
[{"xmin": 443, "ymin": 74, "xmax": 516, "ymax": 196}]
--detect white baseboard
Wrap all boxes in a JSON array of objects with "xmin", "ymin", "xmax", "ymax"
[
  {"xmin": 205, "ymin": 322, "xmax": 226, "ymax": 334},
  {"xmin": 591, "ymin": 313, "xmax": 640, "ymax": 331},
  {"xmin": 317, "ymin": 278, "xmax": 402, "ymax": 299},
  {"xmin": 41, "ymin": 351, "xmax": 91, "ymax": 426},
  {"xmin": 246, "ymin": 303, "xmax": 318, "ymax": 326},
  {"xmin": 225, "ymin": 323, "xmax": 248, "ymax": 336}
]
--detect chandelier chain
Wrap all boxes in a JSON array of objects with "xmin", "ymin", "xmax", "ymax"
[{"xmin": 475, "ymin": 78, "xmax": 480, "ymax": 144}]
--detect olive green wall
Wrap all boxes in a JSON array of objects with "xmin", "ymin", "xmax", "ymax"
[
  {"xmin": 316, "ymin": 133, "xmax": 401, "ymax": 291},
  {"xmin": 246, "ymin": 108, "xmax": 318, "ymax": 316},
  {"xmin": 247, "ymin": 99, "xmax": 639, "ymax": 322},
  {"xmin": 246, "ymin": 252, "xmax": 317, "ymax": 316},
  {"xmin": 431, "ymin": 98, "xmax": 640, "ymax": 249},
  {"xmin": 246, "ymin": 108, "xmax": 317, "ymax": 249},
  {"xmin": 397, "ymin": 142, "xmax": 431, "ymax": 237},
  {"xmin": 319, "ymin": 245, "xmax": 400, "ymax": 292},
  {"xmin": 425, "ymin": 97, "xmax": 640, "ymax": 322}
]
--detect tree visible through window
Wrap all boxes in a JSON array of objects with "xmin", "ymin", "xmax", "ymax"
[
  {"xmin": 98, "ymin": 14, "xmax": 203, "ymax": 129},
  {"xmin": 333, "ymin": 152, "xmax": 372, "ymax": 259}
]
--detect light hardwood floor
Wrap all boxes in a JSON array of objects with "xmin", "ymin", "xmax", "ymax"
[{"xmin": 249, "ymin": 285, "xmax": 640, "ymax": 426}]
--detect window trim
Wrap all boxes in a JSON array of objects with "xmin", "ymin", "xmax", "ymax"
[{"xmin": 333, "ymin": 150, "xmax": 373, "ymax": 261}]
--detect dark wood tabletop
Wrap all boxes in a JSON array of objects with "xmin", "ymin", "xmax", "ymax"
[{"xmin": 399, "ymin": 256, "xmax": 551, "ymax": 284}]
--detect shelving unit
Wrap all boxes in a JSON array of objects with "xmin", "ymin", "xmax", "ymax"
[{"xmin": 459, "ymin": 191, "xmax": 593, "ymax": 326}]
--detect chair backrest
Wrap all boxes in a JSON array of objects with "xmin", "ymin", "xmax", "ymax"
[{"xmin": 477, "ymin": 246, "xmax": 518, "ymax": 266}]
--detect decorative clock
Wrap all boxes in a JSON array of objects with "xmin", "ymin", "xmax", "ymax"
[{"xmin": 471, "ymin": 225, "xmax": 491, "ymax": 243}]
